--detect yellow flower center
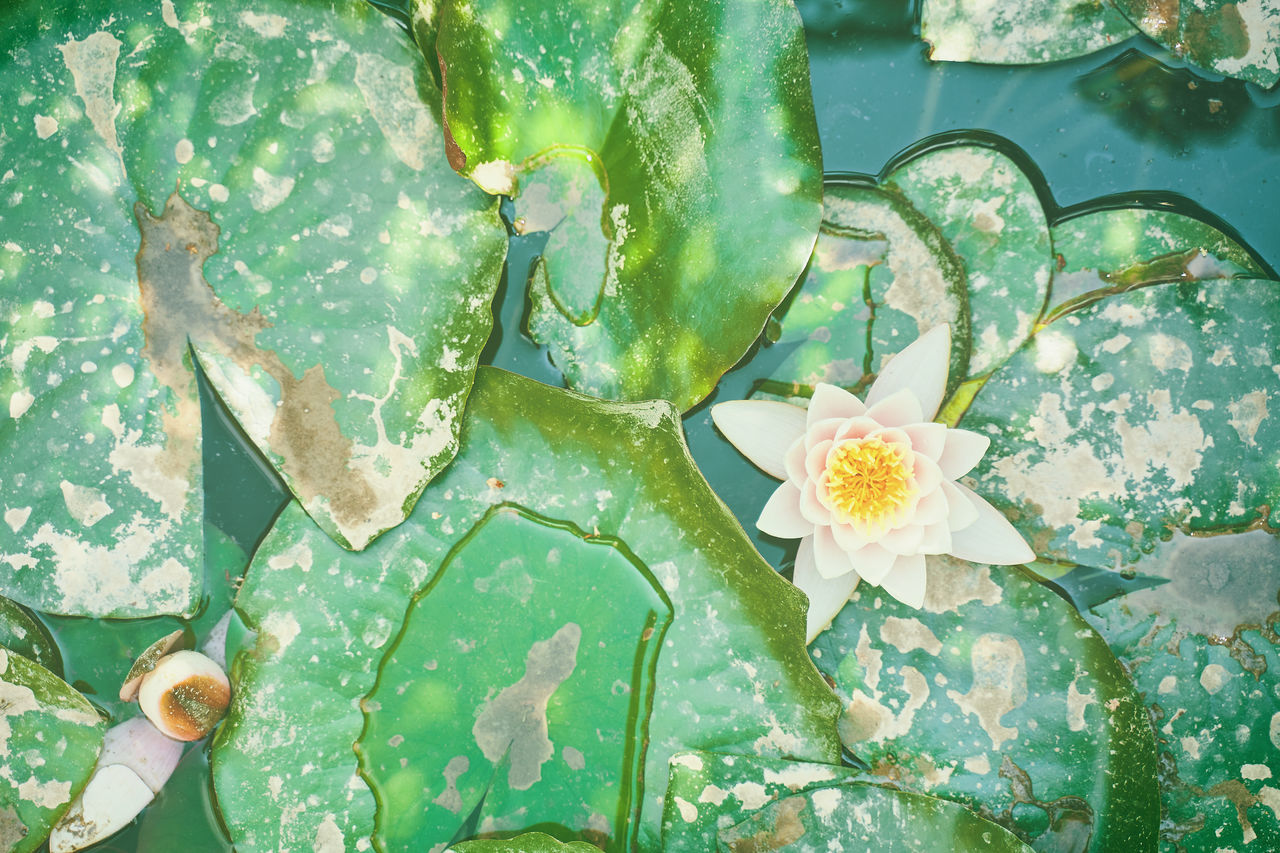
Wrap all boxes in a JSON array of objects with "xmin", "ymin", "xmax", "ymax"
[{"xmin": 825, "ymin": 436, "xmax": 915, "ymax": 522}]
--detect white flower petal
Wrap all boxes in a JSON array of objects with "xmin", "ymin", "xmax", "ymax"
[
  {"xmin": 832, "ymin": 415, "xmax": 883, "ymax": 442},
  {"xmin": 912, "ymin": 453, "xmax": 943, "ymax": 497},
  {"xmin": 880, "ymin": 553, "xmax": 928, "ymax": 608},
  {"xmin": 50, "ymin": 764, "xmax": 155, "ymax": 853},
  {"xmin": 904, "ymin": 421, "xmax": 947, "ymax": 460},
  {"xmin": 913, "ymin": 487, "xmax": 950, "ymax": 526},
  {"xmin": 808, "ymin": 383, "xmax": 867, "ymax": 426},
  {"xmin": 919, "ymin": 520, "xmax": 952, "ymax": 554},
  {"xmin": 800, "ymin": 479, "xmax": 831, "ymax": 525},
  {"xmin": 948, "ymin": 486, "xmax": 1035, "ymax": 566},
  {"xmin": 850, "ymin": 541, "xmax": 899, "ymax": 585},
  {"xmin": 784, "ymin": 435, "xmax": 808, "ymax": 485},
  {"xmin": 97, "ymin": 716, "xmax": 184, "ymax": 793},
  {"xmin": 794, "ymin": 536, "xmax": 860, "ymax": 643},
  {"xmin": 938, "ymin": 428, "xmax": 991, "ymax": 480},
  {"xmin": 711, "ymin": 399, "xmax": 806, "ymax": 480},
  {"xmin": 866, "ymin": 323, "xmax": 951, "ymax": 419},
  {"xmin": 880, "ymin": 522, "xmax": 925, "ymax": 556},
  {"xmin": 813, "ymin": 525, "xmax": 856, "ymax": 579},
  {"xmin": 864, "ymin": 387, "xmax": 925, "ymax": 429},
  {"xmin": 757, "ymin": 481, "xmax": 812, "ymax": 539},
  {"xmin": 805, "ymin": 417, "xmax": 844, "ymax": 450},
  {"xmin": 830, "ymin": 519, "xmax": 870, "ymax": 552},
  {"xmin": 806, "ymin": 439, "xmax": 834, "ymax": 481},
  {"xmin": 941, "ymin": 479, "xmax": 979, "ymax": 531}
]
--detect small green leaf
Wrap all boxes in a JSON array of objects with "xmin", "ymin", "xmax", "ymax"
[
  {"xmin": 810, "ymin": 557, "xmax": 1160, "ymax": 851},
  {"xmin": 430, "ymin": 0, "xmax": 823, "ymax": 411},
  {"xmin": 962, "ymin": 278, "xmax": 1280, "ymax": 570},
  {"xmin": 0, "ymin": 596, "xmax": 62, "ymax": 678},
  {"xmin": 0, "ymin": 645, "xmax": 105, "ymax": 853},
  {"xmin": 1086, "ymin": 530, "xmax": 1280, "ymax": 850},
  {"xmin": 1112, "ymin": 0, "xmax": 1280, "ymax": 87},
  {"xmin": 921, "ymin": 0, "xmax": 1133, "ymax": 64},
  {"xmin": 449, "ymin": 832, "xmax": 602, "ymax": 852},
  {"xmin": 212, "ymin": 368, "xmax": 840, "ymax": 852}
]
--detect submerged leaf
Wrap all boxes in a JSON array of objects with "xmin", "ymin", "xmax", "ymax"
[
  {"xmin": 1112, "ymin": 0, "xmax": 1280, "ymax": 88},
  {"xmin": 921, "ymin": 0, "xmax": 1133, "ymax": 64}
]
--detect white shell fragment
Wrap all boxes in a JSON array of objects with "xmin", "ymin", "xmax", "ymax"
[
  {"xmin": 48, "ymin": 764, "xmax": 154, "ymax": 853},
  {"xmin": 137, "ymin": 649, "xmax": 231, "ymax": 741}
]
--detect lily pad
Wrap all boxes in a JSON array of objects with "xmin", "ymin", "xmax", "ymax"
[
  {"xmin": 809, "ymin": 557, "xmax": 1159, "ymax": 850},
  {"xmin": 358, "ymin": 505, "xmax": 673, "ymax": 848},
  {"xmin": 428, "ymin": 0, "xmax": 823, "ymax": 411},
  {"xmin": 0, "ymin": 596, "xmax": 62, "ymax": 678},
  {"xmin": 450, "ymin": 833, "xmax": 601, "ymax": 852},
  {"xmin": 760, "ymin": 180, "xmax": 969, "ymax": 401},
  {"xmin": 921, "ymin": 0, "xmax": 1133, "ymax": 64},
  {"xmin": 1111, "ymin": 0, "xmax": 1280, "ymax": 88},
  {"xmin": 1047, "ymin": 206, "xmax": 1270, "ymax": 321},
  {"xmin": 212, "ymin": 368, "xmax": 841, "ymax": 852},
  {"xmin": 960, "ymin": 278, "xmax": 1280, "ymax": 571},
  {"xmin": 1086, "ymin": 530, "xmax": 1280, "ymax": 851},
  {"xmin": 885, "ymin": 143, "xmax": 1052, "ymax": 376},
  {"xmin": 1, "ymin": 0, "xmax": 508, "ymax": 570},
  {"xmin": 719, "ymin": 784, "xmax": 1036, "ymax": 852},
  {"xmin": 0, "ymin": 645, "xmax": 105, "ymax": 853}
]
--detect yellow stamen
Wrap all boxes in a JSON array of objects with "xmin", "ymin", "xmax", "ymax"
[{"xmin": 824, "ymin": 437, "xmax": 915, "ymax": 523}]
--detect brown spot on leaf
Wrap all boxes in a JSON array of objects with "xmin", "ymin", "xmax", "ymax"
[
  {"xmin": 723, "ymin": 795, "xmax": 808, "ymax": 852},
  {"xmin": 438, "ymin": 52, "xmax": 466, "ymax": 172},
  {"xmin": 1186, "ymin": 5, "xmax": 1250, "ymax": 67}
]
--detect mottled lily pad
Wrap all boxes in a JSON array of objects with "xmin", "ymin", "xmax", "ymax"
[
  {"xmin": 450, "ymin": 833, "xmax": 601, "ymax": 852},
  {"xmin": 1112, "ymin": 0, "xmax": 1280, "ymax": 88},
  {"xmin": 0, "ymin": 596, "xmax": 62, "ymax": 677},
  {"xmin": 760, "ymin": 180, "xmax": 969, "ymax": 401},
  {"xmin": 0, "ymin": 646, "xmax": 105, "ymax": 853},
  {"xmin": 961, "ymin": 279, "xmax": 1280, "ymax": 571},
  {"xmin": 809, "ymin": 557, "xmax": 1159, "ymax": 850},
  {"xmin": 1086, "ymin": 530, "xmax": 1280, "ymax": 851},
  {"xmin": 426, "ymin": 0, "xmax": 823, "ymax": 411},
  {"xmin": 358, "ymin": 506, "xmax": 672, "ymax": 849},
  {"xmin": 921, "ymin": 0, "xmax": 1133, "ymax": 64},
  {"xmin": 212, "ymin": 368, "xmax": 840, "ymax": 852}
]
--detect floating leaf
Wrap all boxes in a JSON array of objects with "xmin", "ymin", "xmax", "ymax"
[
  {"xmin": 920, "ymin": 0, "xmax": 1133, "ymax": 64},
  {"xmin": 0, "ymin": 596, "xmax": 62, "ymax": 677},
  {"xmin": 960, "ymin": 279, "xmax": 1280, "ymax": 570},
  {"xmin": 719, "ymin": 783, "xmax": 1036, "ymax": 852},
  {"xmin": 760, "ymin": 180, "xmax": 969, "ymax": 400},
  {"xmin": 212, "ymin": 368, "xmax": 841, "ymax": 852},
  {"xmin": 661, "ymin": 751, "xmax": 864, "ymax": 848},
  {"xmin": 429, "ymin": 0, "xmax": 823, "ymax": 410},
  {"xmin": 1047, "ymin": 206, "xmax": 1270, "ymax": 321},
  {"xmin": 809, "ymin": 557, "xmax": 1159, "ymax": 850},
  {"xmin": 0, "ymin": 646, "xmax": 105, "ymax": 853},
  {"xmin": 1111, "ymin": 0, "xmax": 1280, "ymax": 88},
  {"xmin": 450, "ymin": 833, "xmax": 601, "ymax": 852},
  {"xmin": 1086, "ymin": 530, "xmax": 1280, "ymax": 850},
  {"xmin": 358, "ymin": 505, "xmax": 672, "ymax": 848},
  {"xmin": 885, "ymin": 143, "xmax": 1052, "ymax": 376}
]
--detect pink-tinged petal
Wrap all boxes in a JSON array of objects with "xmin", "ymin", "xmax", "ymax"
[
  {"xmin": 938, "ymin": 428, "xmax": 991, "ymax": 480},
  {"xmin": 919, "ymin": 520, "xmax": 952, "ymax": 554},
  {"xmin": 880, "ymin": 553, "xmax": 928, "ymax": 608},
  {"xmin": 711, "ymin": 400, "xmax": 806, "ymax": 480},
  {"xmin": 799, "ymin": 479, "xmax": 831, "ymax": 525},
  {"xmin": 864, "ymin": 387, "xmax": 925, "ymax": 429},
  {"xmin": 867, "ymin": 426, "xmax": 912, "ymax": 448},
  {"xmin": 97, "ymin": 716, "xmax": 183, "ymax": 793},
  {"xmin": 757, "ymin": 482, "xmax": 813, "ymax": 539},
  {"xmin": 806, "ymin": 439, "xmax": 833, "ymax": 481},
  {"xmin": 941, "ymin": 479, "xmax": 979, "ymax": 531},
  {"xmin": 814, "ymin": 524, "xmax": 857, "ymax": 579},
  {"xmin": 832, "ymin": 416, "xmax": 883, "ymax": 442},
  {"xmin": 913, "ymin": 487, "xmax": 950, "ymax": 525},
  {"xmin": 785, "ymin": 436, "xmax": 808, "ymax": 485},
  {"xmin": 866, "ymin": 323, "xmax": 951, "ymax": 419},
  {"xmin": 850, "ymin": 541, "xmax": 900, "ymax": 585},
  {"xmin": 903, "ymin": 421, "xmax": 947, "ymax": 460},
  {"xmin": 912, "ymin": 453, "xmax": 943, "ymax": 496},
  {"xmin": 805, "ymin": 417, "xmax": 844, "ymax": 450},
  {"xmin": 808, "ymin": 383, "xmax": 867, "ymax": 427},
  {"xmin": 830, "ymin": 519, "xmax": 870, "ymax": 552},
  {"xmin": 879, "ymin": 522, "xmax": 925, "ymax": 556},
  {"xmin": 793, "ymin": 536, "xmax": 860, "ymax": 643},
  {"xmin": 948, "ymin": 486, "xmax": 1035, "ymax": 566}
]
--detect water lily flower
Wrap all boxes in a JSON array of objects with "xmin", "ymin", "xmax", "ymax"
[{"xmin": 712, "ymin": 325, "xmax": 1033, "ymax": 641}]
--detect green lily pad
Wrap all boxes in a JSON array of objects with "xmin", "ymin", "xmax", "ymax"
[
  {"xmin": 1111, "ymin": 0, "xmax": 1280, "ymax": 88},
  {"xmin": 960, "ymin": 278, "xmax": 1280, "ymax": 571},
  {"xmin": 0, "ymin": 596, "xmax": 62, "ymax": 678},
  {"xmin": 450, "ymin": 833, "xmax": 601, "ymax": 852},
  {"xmin": 0, "ymin": 645, "xmax": 105, "ymax": 853},
  {"xmin": 1086, "ymin": 530, "xmax": 1280, "ymax": 850},
  {"xmin": 718, "ymin": 783, "xmax": 1036, "ymax": 852},
  {"xmin": 428, "ymin": 0, "xmax": 823, "ymax": 411},
  {"xmin": 1, "ymin": 0, "xmax": 507, "ymax": 573},
  {"xmin": 1047, "ymin": 206, "xmax": 1270, "ymax": 321},
  {"xmin": 921, "ymin": 0, "xmax": 1134, "ymax": 64},
  {"xmin": 885, "ymin": 143, "xmax": 1052, "ymax": 376},
  {"xmin": 760, "ymin": 180, "xmax": 969, "ymax": 401},
  {"xmin": 358, "ymin": 505, "xmax": 673, "ymax": 848},
  {"xmin": 809, "ymin": 556, "xmax": 1159, "ymax": 850},
  {"xmin": 661, "ymin": 751, "xmax": 864, "ymax": 848},
  {"xmin": 212, "ymin": 368, "xmax": 841, "ymax": 852}
]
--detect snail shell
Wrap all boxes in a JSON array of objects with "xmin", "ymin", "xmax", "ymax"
[{"xmin": 135, "ymin": 649, "xmax": 231, "ymax": 741}]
